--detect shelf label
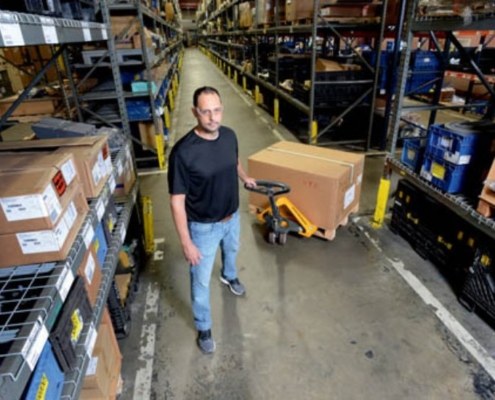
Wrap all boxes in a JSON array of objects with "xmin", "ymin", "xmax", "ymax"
[
  {"xmin": 117, "ymin": 159, "xmax": 124, "ymax": 176},
  {"xmin": 85, "ymin": 252, "xmax": 96, "ymax": 284},
  {"xmin": 40, "ymin": 17, "xmax": 58, "ymax": 44},
  {"xmin": 56, "ymin": 266, "xmax": 75, "ymax": 302},
  {"xmin": 120, "ymin": 224, "xmax": 126, "ymax": 243},
  {"xmin": 109, "ymin": 175, "xmax": 116, "ymax": 194},
  {"xmin": 82, "ymin": 22, "xmax": 91, "ymax": 41},
  {"xmin": 0, "ymin": 23, "xmax": 24, "ymax": 46},
  {"xmin": 102, "ymin": 28, "xmax": 108, "ymax": 40},
  {"xmin": 23, "ymin": 319, "xmax": 49, "ymax": 371},
  {"xmin": 82, "ymin": 222, "xmax": 95, "ymax": 249},
  {"xmin": 85, "ymin": 323, "xmax": 97, "ymax": 357},
  {"xmin": 96, "ymin": 198, "xmax": 105, "ymax": 221}
]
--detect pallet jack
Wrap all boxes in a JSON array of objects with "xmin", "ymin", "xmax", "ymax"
[{"xmin": 245, "ymin": 180, "xmax": 317, "ymax": 244}]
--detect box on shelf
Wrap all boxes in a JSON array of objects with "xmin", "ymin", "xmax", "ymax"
[
  {"xmin": 110, "ymin": 16, "xmax": 139, "ymax": 39},
  {"xmin": 80, "ymin": 308, "xmax": 122, "ymax": 400},
  {"xmin": 115, "ymin": 273, "xmax": 132, "ymax": 306},
  {"xmin": 0, "ymin": 123, "xmax": 35, "ymax": 141},
  {"xmin": 0, "ymin": 135, "xmax": 112, "ymax": 198},
  {"xmin": 78, "ymin": 247, "xmax": 103, "ymax": 308},
  {"xmin": 248, "ymin": 141, "xmax": 364, "ymax": 236},
  {"xmin": 286, "ymin": 0, "xmax": 313, "ymax": 22},
  {"xmin": 0, "ymin": 96, "xmax": 58, "ymax": 117},
  {"xmin": 165, "ymin": 2, "xmax": 174, "ymax": 21},
  {"xmin": 0, "ymin": 153, "xmax": 80, "ymax": 234},
  {"xmin": 0, "ymin": 186, "xmax": 88, "ymax": 268},
  {"xmin": 114, "ymin": 148, "xmax": 136, "ymax": 198},
  {"xmin": 239, "ymin": 2, "xmax": 253, "ymax": 27},
  {"xmin": 138, "ymin": 120, "xmax": 165, "ymax": 151},
  {"xmin": 478, "ymin": 158, "xmax": 495, "ymax": 212}
]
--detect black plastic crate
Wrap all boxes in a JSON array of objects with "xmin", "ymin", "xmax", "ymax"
[
  {"xmin": 49, "ymin": 276, "xmax": 92, "ymax": 372},
  {"xmin": 107, "ymin": 279, "xmax": 130, "ymax": 339},
  {"xmin": 1, "ymin": 0, "xmax": 63, "ymax": 17}
]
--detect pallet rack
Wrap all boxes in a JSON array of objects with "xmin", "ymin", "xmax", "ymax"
[{"xmin": 196, "ymin": 0, "xmax": 389, "ymax": 151}]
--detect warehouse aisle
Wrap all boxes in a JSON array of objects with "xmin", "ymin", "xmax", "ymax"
[{"xmin": 118, "ymin": 49, "xmax": 495, "ymax": 399}]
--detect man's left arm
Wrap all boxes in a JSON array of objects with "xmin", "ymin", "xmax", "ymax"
[{"xmin": 237, "ymin": 159, "xmax": 257, "ymax": 188}]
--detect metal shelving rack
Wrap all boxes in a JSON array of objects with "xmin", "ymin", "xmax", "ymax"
[
  {"xmin": 197, "ymin": 0, "xmax": 389, "ymax": 150},
  {"xmin": 0, "ymin": 141, "xmax": 138, "ymax": 400},
  {"xmin": 66, "ymin": 0, "xmax": 184, "ymax": 170},
  {"xmin": 373, "ymin": 0, "xmax": 495, "ymax": 242}
]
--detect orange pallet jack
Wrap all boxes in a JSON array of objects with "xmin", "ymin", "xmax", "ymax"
[{"xmin": 245, "ymin": 180, "xmax": 317, "ymax": 244}]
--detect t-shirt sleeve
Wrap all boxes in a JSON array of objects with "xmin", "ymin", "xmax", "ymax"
[{"xmin": 167, "ymin": 148, "xmax": 188, "ymax": 195}]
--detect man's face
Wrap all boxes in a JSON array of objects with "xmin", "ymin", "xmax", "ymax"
[{"xmin": 193, "ymin": 92, "xmax": 223, "ymax": 134}]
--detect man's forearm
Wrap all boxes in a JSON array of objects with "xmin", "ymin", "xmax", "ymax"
[{"xmin": 170, "ymin": 196, "xmax": 192, "ymax": 247}]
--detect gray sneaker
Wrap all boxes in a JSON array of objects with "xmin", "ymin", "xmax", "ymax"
[
  {"xmin": 220, "ymin": 276, "xmax": 246, "ymax": 296},
  {"xmin": 197, "ymin": 330, "xmax": 216, "ymax": 354}
]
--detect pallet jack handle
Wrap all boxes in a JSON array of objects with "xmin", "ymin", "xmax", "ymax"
[{"xmin": 244, "ymin": 180, "xmax": 291, "ymax": 220}]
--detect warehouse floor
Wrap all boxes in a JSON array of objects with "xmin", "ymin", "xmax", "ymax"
[{"xmin": 118, "ymin": 49, "xmax": 495, "ymax": 399}]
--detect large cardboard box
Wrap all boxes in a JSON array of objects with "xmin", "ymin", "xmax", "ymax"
[
  {"xmin": 138, "ymin": 120, "xmax": 164, "ymax": 151},
  {"xmin": 78, "ymin": 247, "xmax": 103, "ymax": 308},
  {"xmin": 0, "ymin": 186, "xmax": 88, "ymax": 268},
  {"xmin": 286, "ymin": 0, "xmax": 313, "ymax": 22},
  {"xmin": 248, "ymin": 141, "xmax": 364, "ymax": 234},
  {"xmin": 239, "ymin": 2, "xmax": 253, "ymax": 28},
  {"xmin": 0, "ymin": 153, "xmax": 80, "ymax": 234},
  {"xmin": 479, "ymin": 158, "xmax": 495, "ymax": 206},
  {"xmin": 81, "ymin": 308, "xmax": 122, "ymax": 400},
  {"xmin": 114, "ymin": 146, "xmax": 136, "ymax": 197},
  {"xmin": 0, "ymin": 136, "xmax": 112, "ymax": 198},
  {"xmin": 0, "ymin": 96, "xmax": 58, "ymax": 117}
]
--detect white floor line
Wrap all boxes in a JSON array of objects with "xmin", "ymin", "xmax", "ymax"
[
  {"xmin": 133, "ymin": 283, "xmax": 160, "ymax": 399},
  {"xmin": 358, "ymin": 224, "xmax": 495, "ymax": 379},
  {"xmin": 138, "ymin": 169, "xmax": 168, "ymax": 176}
]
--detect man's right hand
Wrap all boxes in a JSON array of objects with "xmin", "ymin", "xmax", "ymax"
[{"xmin": 182, "ymin": 241, "xmax": 202, "ymax": 266}]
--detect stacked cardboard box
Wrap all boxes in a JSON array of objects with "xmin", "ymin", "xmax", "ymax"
[
  {"xmin": 81, "ymin": 308, "xmax": 122, "ymax": 400},
  {"xmin": 248, "ymin": 141, "xmax": 364, "ymax": 239},
  {"xmin": 477, "ymin": 158, "xmax": 495, "ymax": 217},
  {"xmin": 78, "ymin": 247, "xmax": 103, "ymax": 308},
  {"xmin": 0, "ymin": 152, "xmax": 89, "ymax": 267},
  {"xmin": 0, "ymin": 135, "xmax": 113, "ymax": 198},
  {"xmin": 114, "ymin": 145, "xmax": 137, "ymax": 198}
]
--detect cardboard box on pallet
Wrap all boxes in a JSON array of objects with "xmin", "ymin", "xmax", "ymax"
[
  {"xmin": 0, "ymin": 186, "xmax": 88, "ymax": 268},
  {"xmin": 247, "ymin": 141, "xmax": 364, "ymax": 234},
  {"xmin": 0, "ymin": 153, "xmax": 80, "ymax": 234},
  {"xmin": 0, "ymin": 136, "xmax": 112, "ymax": 198},
  {"xmin": 78, "ymin": 247, "xmax": 103, "ymax": 308},
  {"xmin": 81, "ymin": 308, "xmax": 122, "ymax": 400}
]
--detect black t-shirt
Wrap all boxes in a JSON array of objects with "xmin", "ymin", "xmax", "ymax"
[{"xmin": 168, "ymin": 126, "xmax": 239, "ymax": 222}]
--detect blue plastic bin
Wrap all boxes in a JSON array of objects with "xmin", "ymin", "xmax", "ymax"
[
  {"xmin": 410, "ymin": 51, "xmax": 441, "ymax": 71},
  {"xmin": 401, "ymin": 137, "xmax": 426, "ymax": 172},
  {"xmin": 420, "ymin": 153, "xmax": 469, "ymax": 193},
  {"xmin": 426, "ymin": 124, "xmax": 480, "ymax": 165},
  {"xmin": 24, "ymin": 341, "xmax": 64, "ymax": 400}
]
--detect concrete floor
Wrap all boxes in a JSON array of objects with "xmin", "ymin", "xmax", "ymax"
[{"xmin": 118, "ymin": 49, "xmax": 495, "ymax": 400}]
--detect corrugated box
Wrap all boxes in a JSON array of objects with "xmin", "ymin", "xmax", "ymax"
[
  {"xmin": 165, "ymin": 2, "xmax": 174, "ymax": 21},
  {"xmin": 115, "ymin": 273, "xmax": 132, "ymax": 306},
  {"xmin": 479, "ymin": 158, "xmax": 495, "ymax": 205},
  {"xmin": 0, "ymin": 154, "xmax": 80, "ymax": 234},
  {"xmin": 114, "ymin": 146, "xmax": 136, "ymax": 197},
  {"xmin": 239, "ymin": 2, "xmax": 253, "ymax": 28},
  {"xmin": 138, "ymin": 120, "xmax": 164, "ymax": 151},
  {"xmin": 0, "ymin": 186, "xmax": 88, "ymax": 268},
  {"xmin": 248, "ymin": 141, "xmax": 364, "ymax": 235},
  {"xmin": 78, "ymin": 247, "xmax": 103, "ymax": 308},
  {"xmin": 0, "ymin": 136, "xmax": 112, "ymax": 198},
  {"xmin": 81, "ymin": 308, "xmax": 122, "ymax": 400},
  {"xmin": 286, "ymin": 0, "xmax": 313, "ymax": 22}
]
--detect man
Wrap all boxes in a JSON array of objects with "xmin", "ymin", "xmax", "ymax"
[{"xmin": 168, "ymin": 86, "xmax": 256, "ymax": 354}]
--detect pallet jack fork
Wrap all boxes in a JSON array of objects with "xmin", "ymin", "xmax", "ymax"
[{"xmin": 245, "ymin": 180, "xmax": 317, "ymax": 244}]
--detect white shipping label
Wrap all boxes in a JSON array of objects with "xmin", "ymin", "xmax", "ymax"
[
  {"xmin": 97, "ymin": 152, "xmax": 108, "ymax": 179},
  {"xmin": 109, "ymin": 175, "xmax": 116, "ymax": 194},
  {"xmin": 85, "ymin": 252, "xmax": 96, "ymax": 284},
  {"xmin": 63, "ymin": 202, "xmax": 78, "ymax": 231},
  {"xmin": 344, "ymin": 184, "xmax": 356, "ymax": 210},
  {"xmin": 40, "ymin": 18, "xmax": 58, "ymax": 44},
  {"xmin": 85, "ymin": 324, "xmax": 98, "ymax": 358},
  {"xmin": 54, "ymin": 217, "xmax": 70, "ymax": 248},
  {"xmin": 56, "ymin": 266, "xmax": 74, "ymax": 302},
  {"xmin": 61, "ymin": 159, "xmax": 77, "ymax": 185},
  {"xmin": 92, "ymin": 162, "xmax": 102, "ymax": 186},
  {"xmin": 357, "ymin": 173, "xmax": 363, "ymax": 185},
  {"xmin": 0, "ymin": 194, "xmax": 47, "ymax": 222},
  {"xmin": 86, "ymin": 356, "xmax": 99, "ymax": 376},
  {"xmin": 23, "ymin": 320, "xmax": 49, "ymax": 371},
  {"xmin": 17, "ymin": 230, "xmax": 62, "ymax": 254},
  {"xmin": 0, "ymin": 23, "xmax": 25, "ymax": 46},
  {"xmin": 104, "ymin": 153, "xmax": 113, "ymax": 175},
  {"xmin": 82, "ymin": 223, "xmax": 95, "ymax": 249},
  {"xmin": 96, "ymin": 198, "xmax": 105, "ymax": 221},
  {"xmin": 42, "ymin": 185, "xmax": 62, "ymax": 224}
]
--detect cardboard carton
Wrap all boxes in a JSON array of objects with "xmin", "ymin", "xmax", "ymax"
[
  {"xmin": 248, "ymin": 141, "xmax": 364, "ymax": 234},
  {"xmin": 0, "ymin": 136, "xmax": 112, "ymax": 198},
  {"xmin": 479, "ymin": 158, "xmax": 495, "ymax": 206},
  {"xmin": 115, "ymin": 273, "xmax": 132, "ymax": 306},
  {"xmin": 286, "ymin": 0, "xmax": 313, "ymax": 22},
  {"xmin": 78, "ymin": 248, "xmax": 103, "ymax": 308},
  {"xmin": 0, "ymin": 186, "xmax": 88, "ymax": 268},
  {"xmin": 114, "ymin": 145, "xmax": 136, "ymax": 198}
]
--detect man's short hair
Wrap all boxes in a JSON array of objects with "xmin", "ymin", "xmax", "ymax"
[{"xmin": 193, "ymin": 86, "xmax": 221, "ymax": 107}]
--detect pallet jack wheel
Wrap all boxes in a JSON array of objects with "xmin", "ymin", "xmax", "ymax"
[
  {"xmin": 268, "ymin": 231, "xmax": 277, "ymax": 244},
  {"xmin": 278, "ymin": 232, "xmax": 287, "ymax": 245}
]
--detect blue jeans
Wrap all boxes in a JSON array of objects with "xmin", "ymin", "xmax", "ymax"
[{"xmin": 188, "ymin": 210, "xmax": 240, "ymax": 331}]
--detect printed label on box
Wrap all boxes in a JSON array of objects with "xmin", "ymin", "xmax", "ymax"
[
  {"xmin": 86, "ymin": 356, "xmax": 99, "ymax": 376},
  {"xmin": 85, "ymin": 323, "xmax": 97, "ymax": 358},
  {"xmin": 92, "ymin": 162, "xmax": 102, "ymax": 186},
  {"xmin": 82, "ymin": 223, "xmax": 95, "ymax": 249},
  {"xmin": 105, "ymin": 155, "xmax": 113, "ymax": 176},
  {"xmin": 85, "ymin": 252, "xmax": 96, "ymax": 284},
  {"xmin": 344, "ymin": 184, "xmax": 356, "ymax": 210},
  {"xmin": 43, "ymin": 185, "xmax": 62, "ymax": 224},
  {"xmin": 63, "ymin": 201, "xmax": 77, "ymax": 231},
  {"xmin": 54, "ymin": 217, "xmax": 70, "ymax": 248},
  {"xmin": 57, "ymin": 266, "xmax": 75, "ymax": 302},
  {"xmin": 22, "ymin": 319, "xmax": 49, "ymax": 371},
  {"xmin": 0, "ymin": 194, "xmax": 48, "ymax": 222},
  {"xmin": 17, "ymin": 230, "xmax": 62, "ymax": 254},
  {"xmin": 357, "ymin": 173, "xmax": 363, "ymax": 185},
  {"xmin": 61, "ymin": 159, "xmax": 77, "ymax": 185}
]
